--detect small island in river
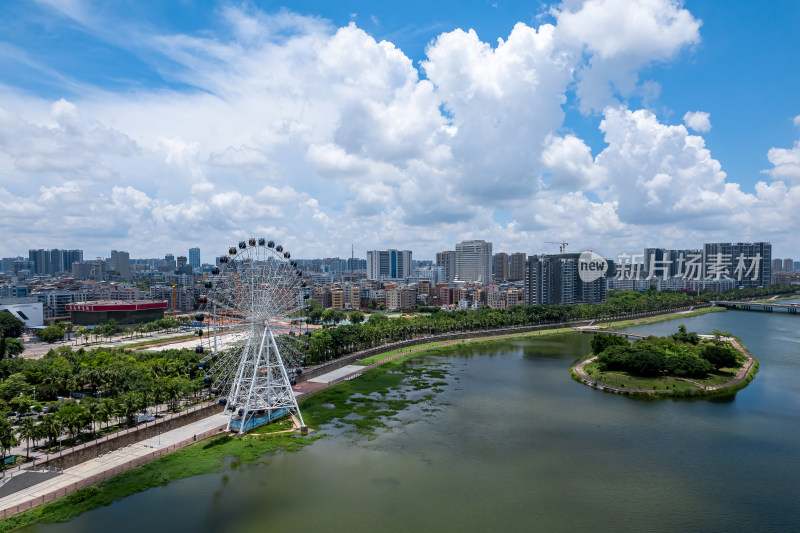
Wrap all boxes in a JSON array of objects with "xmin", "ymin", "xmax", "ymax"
[{"xmin": 572, "ymin": 326, "xmax": 758, "ymax": 397}]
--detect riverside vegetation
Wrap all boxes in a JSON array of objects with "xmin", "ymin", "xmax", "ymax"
[
  {"xmin": 577, "ymin": 326, "xmax": 754, "ymax": 395},
  {"xmin": 301, "ymin": 286, "xmax": 793, "ymax": 363},
  {"xmin": 0, "ymin": 345, "xmax": 207, "ymax": 466},
  {"xmin": 0, "ymin": 349, "xmax": 450, "ymax": 532}
]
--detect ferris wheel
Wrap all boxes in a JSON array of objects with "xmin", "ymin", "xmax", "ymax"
[{"xmin": 196, "ymin": 237, "xmax": 309, "ymax": 434}]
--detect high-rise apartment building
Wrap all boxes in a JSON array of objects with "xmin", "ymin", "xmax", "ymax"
[
  {"xmin": 28, "ymin": 249, "xmax": 49, "ymax": 276},
  {"xmin": 772, "ymin": 258, "xmax": 783, "ymax": 273},
  {"xmin": 525, "ymin": 255, "xmax": 606, "ymax": 305},
  {"xmin": 783, "ymin": 258, "xmax": 793, "ymax": 273},
  {"xmin": 71, "ymin": 261, "xmax": 93, "ymax": 280},
  {"xmin": 366, "ymin": 249, "xmax": 412, "ymax": 281},
  {"xmin": 92, "ymin": 258, "xmax": 108, "ymax": 280},
  {"xmin": 455, "ymin": 240, "xmax": 492, "ymax": 284},
  {"xmin": 28, "ymin": 249, "xmax": 84, "ymax": 276},
  {"xmin": 110, "ymin": 250, "xmax": 130, "ymax": 278},
  {"xmin": 189, "ymin": 247, "xmax": 201, "ymax": 269},
  {"xmin": 64, "ymin": 250, "xmax": 83, "ymax": 273},
  {"xmin": 702, "ymin": 242, "xmax": 771, "ymax": 287},
  {"xmin": 436, "ymin": 250, "xmax": 456, "ymax": 283},
  {"xmin": 509, "ymin": 252, "xmax": 526, "ymax": 281},
  {"xmin": 347, "ymin": 257, "xmax": 367, "ymax": 271},
  {"xmin": 493, "ymin": 253, "xmax": 508, "ymax": 282},
  {"xmin": 643, "ymin": 247, "xmax": 708, "ymax": 278}
]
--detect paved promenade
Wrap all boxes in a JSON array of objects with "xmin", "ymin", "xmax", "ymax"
[
  {"xmin": 0, "ymin": 413, "xmax": 229, "ymax": 518},
  {"xmin": 0, "ymin": 358, "xmax": 366, "ymax": 519}
]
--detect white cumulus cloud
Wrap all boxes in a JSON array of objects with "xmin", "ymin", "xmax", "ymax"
[
  {"xmin": 1, "ymin": 2, "xmax": 798, "ymax": 259},
  {"xmin": 683, "ymin": 111, "xmax": 712, "ymax": 132}
]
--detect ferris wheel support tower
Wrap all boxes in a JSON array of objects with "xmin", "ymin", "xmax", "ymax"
[
  {"xmin": 198, "ymin": 237, "xmax": 310, "ymax": 435},
  {"xmin": 225, "ymin": 323, "xmax": 305, "ymax": 433}
]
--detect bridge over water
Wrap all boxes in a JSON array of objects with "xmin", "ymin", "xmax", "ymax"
[{"xmin": 712, "ymin": 301, "xmax": 800, "ymax": 314}]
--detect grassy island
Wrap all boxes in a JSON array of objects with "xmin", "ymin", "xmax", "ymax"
[{"xmin": 572, "ymin": 326, "xmax": 758, "ymax": 397}]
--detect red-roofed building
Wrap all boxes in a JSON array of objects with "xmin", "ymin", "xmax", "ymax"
[{"xmin": 66, "ymin": 300, "xmax": 169, "ymax": 326}]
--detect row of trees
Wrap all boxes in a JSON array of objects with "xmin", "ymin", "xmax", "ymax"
[
  {"xmin": 592, "ymin": 327, "xmax": 743, "ymax": 378},
  {"xmin": 0, "ymin": 345, "xmax": 206, "ymax": 420},
  {"xmin": 0, "ymin": 386, "xmax": 204, "ymax": 466},
  {"xmin": 301, "ymin": 290, "xmax": 710, "ymax": 363},
  {"xmin": 73, "ymin": 316, "xmax": 183, "ymax": 344},
  {"xmin": 37, "ymin": 317, "xmax": 185, "ymax": 346},
  {"xmin": 303, "ymin": 300, "xmax": 364, "ymax": 326}
]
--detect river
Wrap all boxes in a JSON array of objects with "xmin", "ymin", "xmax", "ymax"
[{"xmin": 26, "ymin": 309, "xmax": 800, "ymax": 532}]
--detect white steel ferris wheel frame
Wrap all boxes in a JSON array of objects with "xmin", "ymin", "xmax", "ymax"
[{"xmin": 200, "ymin": 238, "xmax": 307, "ymax": 434}]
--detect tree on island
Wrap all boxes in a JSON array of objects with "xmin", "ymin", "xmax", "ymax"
[
  {"xmin": 589, "ymin": 333, "xmax": 629, "ymax": 355},
  {"xmin": 671, "ymin": 324, "xmax": 700, "ymax": 345},
  {"xmin": 593, "ymin": 327, "xmax": 731, "ymax": 379},
  {"xmin": 699, "ymin": 341, "xmax": 740, "ymax": 370}
]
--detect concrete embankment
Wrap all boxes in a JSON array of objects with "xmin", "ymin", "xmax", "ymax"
[{"xmin": 299, "ymin": 306, "xmax": 709, "ymax": 383}]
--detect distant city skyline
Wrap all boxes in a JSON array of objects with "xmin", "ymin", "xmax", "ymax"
[
  {"xmin": 2, "ymin": 1, "xmax": 800, "ymax": 259},
  {"xmin": 1, "ymin": 241, "xmax": 795, "ymax": 267}
]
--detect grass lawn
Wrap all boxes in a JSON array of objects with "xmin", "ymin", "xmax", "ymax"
[
  {"xmin": 355, "ymin": 341, "xmax": 447, "ymax": 365},
  {"xmin": 605, "ymin": 306, "xmax": 724, "ymax": 330},
  {"xmin": 582, "ymin": 361, "xmax": 743, "ymax": 391},
  {"xmin": 122, "ymin": 334, "xmax": 198, "ymax": 348},
  {"xmin": 750, "ymin": 294, "xmax": 799, "ymax": 303},
  {"xmin": 355, "ymin": 327, "xmax": 579, "ymax": 366}
]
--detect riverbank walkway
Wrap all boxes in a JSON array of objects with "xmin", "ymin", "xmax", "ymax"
[
  {"xmin": 0, "ymin": 354, "xmax": 376, "ymax": 519},
  {"xmin": 0, "ymin": 413, "xmax": 229, "ymax": 518}
]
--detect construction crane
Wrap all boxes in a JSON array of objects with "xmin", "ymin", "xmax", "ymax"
[
  {"xmin": 168, "ymin": 283, "xmax": 178, "ymax": 315},
  {"xmin": 545, "ymin": 241, "xmax": 569, "ymax": 257}
]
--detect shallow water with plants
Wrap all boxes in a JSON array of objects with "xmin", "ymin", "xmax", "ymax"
[{"xmin": 16, "ymin": 311, "xmax": 800, "ymax": 532}]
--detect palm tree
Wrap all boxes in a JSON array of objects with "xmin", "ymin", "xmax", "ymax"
[
  {"xmin": 39, "ymin": 415, "xmax": 63, "ymax": 448},
  {"xmin": 57, "ymin": 403, "xmax": 89, "ymax": 442},
  {"xmin": 62, "ymin": 322, "xmax": 74, "ymax": 342},
  {"xmin": 0, "ymin": 419, "xmax": 19, "ymax": 467},
  {"xmin": 117, "ymin": 392, "xmax": 142, "ymax": 426},
  {"xmin": 96, "ymin": 399, "xmax": 112, "ymax": 430},
  {"xmin": 16, "ymin": 418, "xmax": 38, "ymax": 458},
  {"xmin": 86, "ymin": 400, "xmax": 105, "ymax": 437}
]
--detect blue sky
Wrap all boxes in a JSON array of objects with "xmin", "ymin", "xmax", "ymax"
[{"xmin": 1, "ymin": 0, "xmax": 799, "ymax": 261}]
